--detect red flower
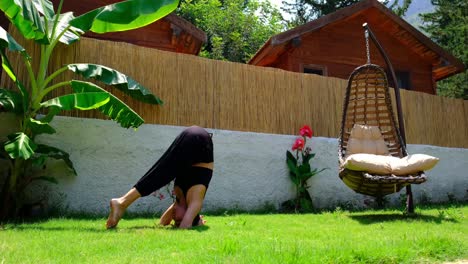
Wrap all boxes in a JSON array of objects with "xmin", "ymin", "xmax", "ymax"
[
  {"xmin": 299, "ymin": 125, "xmax": 313, "ymax": 138},
  {"xmin": 292, "ymin": 138, "xmax": 305, "ymax": 151}
]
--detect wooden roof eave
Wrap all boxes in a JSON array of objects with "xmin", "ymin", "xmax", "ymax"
[
  {"xmin": 249, "ymin": 38, "xmax": 281, "ymax": 66},
  {"xmin": 433, "ymin": 65, "xmax": 464, "ymax": 82},
  {"xmin": 249, "ymin": 0, "xmax": 465, "ymax": 80},
  {"xmin": 272, "ymin": 0, "xmax": 375, "ymax": 46},
  {"xmin": 248, "ymin": 0, "xmax": 379, "ymax": 66},
  {"xmin": 369, "ymin": 2, "xmax": 465, "ymax": 80},
  {"xmin": 165, "ymin": 13, "xmax": 207, "ymax": 44}
]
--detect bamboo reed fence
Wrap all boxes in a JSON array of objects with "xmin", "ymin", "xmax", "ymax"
[{"xmin": 1, "ymin": 31, "xmax": 467, "ymax": 148}]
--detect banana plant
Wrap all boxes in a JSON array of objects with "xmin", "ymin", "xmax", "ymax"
[{"xmin": 0, "ymin": 0, "xmax": 178, "ymax": 220}]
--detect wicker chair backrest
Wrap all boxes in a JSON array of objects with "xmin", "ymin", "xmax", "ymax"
[{"xmin": 339, "ymin": 64, "xmax": 406, "ymax": 161}]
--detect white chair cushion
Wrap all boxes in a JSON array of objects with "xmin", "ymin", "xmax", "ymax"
[
  {"xmin": 391, "ymin": 154, "xmax": 439, "ymax": 175},
  {"xmin": 343, "ymin": 153, "xmax": 393, "ymax": 175},
  {"xmin": 342, "ymin": 153, "xmax": 439, "ymax": 175},
  {"xmin": 346, "ymin": 124, "xmax": 389, "ymax": 156}
]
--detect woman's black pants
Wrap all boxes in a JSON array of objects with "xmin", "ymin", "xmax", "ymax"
[{"xmin": 133, "ymin": 126, "xmax": 213, "ymax": 197}]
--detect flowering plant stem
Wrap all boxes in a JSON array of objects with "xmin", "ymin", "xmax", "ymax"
[{"xmin": 285, "ymin": 125, "xmax": 326, "ymax": 212}]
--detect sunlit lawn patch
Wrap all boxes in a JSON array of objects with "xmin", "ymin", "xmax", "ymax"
[{"xmin": 1, "ymin": 205, "xmax": 466, "ymax": 263}]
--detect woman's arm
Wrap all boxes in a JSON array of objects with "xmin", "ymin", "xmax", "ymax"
[
  {"xmin": 159, "ymin": 203, "xmax": 175, "ymax": 226},
  {"xmin": 179, "ymin": 185, "xmax": 206, "ymax": 229}
]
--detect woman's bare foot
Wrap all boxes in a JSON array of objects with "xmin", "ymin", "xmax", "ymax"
[
  {"xmin": 106, "ymin": 199, "xmax": 125, "ymax": 229},
  {"xmin": 198, "ymin": 215, "xmax": 206, "ymax": 226}
]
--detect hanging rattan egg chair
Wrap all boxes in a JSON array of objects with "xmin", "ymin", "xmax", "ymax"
[{"xmin": 338, "ymin": 23, "xmax": 427, "ymax": 211}]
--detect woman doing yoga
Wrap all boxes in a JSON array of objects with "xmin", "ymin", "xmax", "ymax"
[{"xmin": 106, "ymin": 126, "xmax": 214, "ymax": 229}]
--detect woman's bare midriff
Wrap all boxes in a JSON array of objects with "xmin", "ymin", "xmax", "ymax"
[{"xmin": 192, "ymin": 162, "xmax": 213, "ymax": 170}]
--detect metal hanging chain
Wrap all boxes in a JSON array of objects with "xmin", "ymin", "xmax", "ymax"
[{"xmin": 365, "ymin": 29, "xmax": 371, "ymax": 64}]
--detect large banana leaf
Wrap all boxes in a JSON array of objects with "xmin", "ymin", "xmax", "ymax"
[
  {"xmin": 70, "ymin": 80, "xmax": 144, "ymax": 128},
  {"xmin": 67, "ymin": 64, "xmax": 163, "ymax": 105},
  {"xmin": 41, "ymin": 92, "xmax": 110, "ymax": 111},
  {"xmin": 70, "ymin": 0, "xmax": 178, "ymax": 33},
  {"xmin": 1, "ymin": 51, "xmax": 29, "ymax": 113},
  {"xmin": 35, "ymin": 144, "xmax": 76, "ymax": 175},
  {"xmin": 1, "ymin": 51, "xmax": 20, "ymax": 83},
  {"xmin": 27, "ymin": 117, "xmax": 56, "ymax": 135},
  {"xmin": 4, "ymin": 132, "xmax": 37, "ymax": 160},
  {"xmin": 33, "ymin": 0, "xmax": 54, "ymax": 20},
  {"xmin": 0, "ymin": 27, "xmax": 30, "ymax": 113},
  {"xmin": 0, "ymin": 26, "xmax": 26, "ymax": 52},
  {"xmin": 49, "ymin": 12, "xmax": 84, "ymax": 45},
  {"xmin": 38, "ymin": 106, "xmax": 60, "ymax": 123},
  {"xmin": 0, "ymin": 0, "xmax": 53, "ymax": 44},
  {"xmin": 0, "ymin": 88, "xmax": 23, "ymax": 113}
]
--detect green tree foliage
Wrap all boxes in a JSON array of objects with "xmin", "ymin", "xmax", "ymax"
[
  {"xmin": 420, "ymin": 0, "xmax": 467, "ymax": 99},
  {"xmin": 281, "ymin": 0, "xmax": 312, "ymax": 27},
  {"xmin": 177, "ymin": 0, "xmax": 285, "ymax": 63},
  {"xmin": 282, "ymin": 0, "xmax": 412, "ymax": 27},
  {"xmin": 387, "ymin": 0, "xmax": 412, "ymax": 17}
]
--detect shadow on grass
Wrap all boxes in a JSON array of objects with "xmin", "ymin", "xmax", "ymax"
[
  {"xmin": 2, "ymin": 221, "xmax": 210, "ymax": 233},
  {"xmin": 122, "ymin": 224, "xmax": 210, "ymax": 232},
  {"xmin": 349, "ymin": 213, "xmax": 460, "ymax": 225},
  {"xmin": 4, "ymin": 225, "xmax": 109, "ymax": 233}
]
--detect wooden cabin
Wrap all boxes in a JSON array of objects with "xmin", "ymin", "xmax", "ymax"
[
  {"xmin": 47, "ymin": 0, "xmax": 207, "ymax": 55},
  {"xmin": 248, "ymin": 0, "xmax": 464, "ymax": 94}
]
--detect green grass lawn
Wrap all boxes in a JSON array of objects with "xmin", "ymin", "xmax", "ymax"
[{"xmin": 1, "ymin": 204, "xmax": 467, "ymax": 264}]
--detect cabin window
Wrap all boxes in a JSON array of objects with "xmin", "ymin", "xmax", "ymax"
[
  {"xmin": 396, "ymin": 71, "xmax": 411, "ymax": 90},
  {"xmin": 303, "ymin": 64, "xmax": 327, "ymax": 76},
  {"xmin": 387, "ymin": 70, "xmax": 412, "ymax": 90}
]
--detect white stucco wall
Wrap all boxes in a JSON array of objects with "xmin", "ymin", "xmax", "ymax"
[{"xmin": 2, "ymin": 115, "xmax": 467, "ymax": 214}]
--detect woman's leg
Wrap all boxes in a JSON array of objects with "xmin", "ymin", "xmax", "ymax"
[
  {"xmin": 106, "ymin": 126, "xmax": 212, "ymax": 228},
  {"xmin": 133, "ymin": 126, "xmax": 212, "ymax": 196},
  {"xmin": 179, "ymin": 184, "xmax": 207, "ymax": 228},
  {"xmin": 176, "ymin": 163, "xmax": 213, "ymax": 228},
  {"xmin": 159, "ymin": 202, "xmax": 175, "ymax": 226},
  {"xmin": 106, "ymin": 129, "xmax": 191, "ymax": 229},
  {"xmin": 132, "ymin": 128, "xmax": 195, "ymax": 196},
  {"xmin": 106, "ymin": 187, "xmax": 141, "ymax": 229}
]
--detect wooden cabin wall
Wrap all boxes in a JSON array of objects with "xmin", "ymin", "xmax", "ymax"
[
  {"xmin": 49, "ymin": 0, "xmax": 203, "ymax": 55},
  {"xmin": 84, "ymin": 22, "xmax": 202, "ymax": 55},
  {"xmin": 276, "ymin": 18, "xmax": 435, "ymax": 94}
]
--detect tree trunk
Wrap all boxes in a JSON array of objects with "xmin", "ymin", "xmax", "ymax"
[
  {"xmin": 0, "ymin": 159, "xmax": 23, "ymax": 221},
  {"xmin": 0, "ymin": 176, "xmax": 15, "ymax": 221}
]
